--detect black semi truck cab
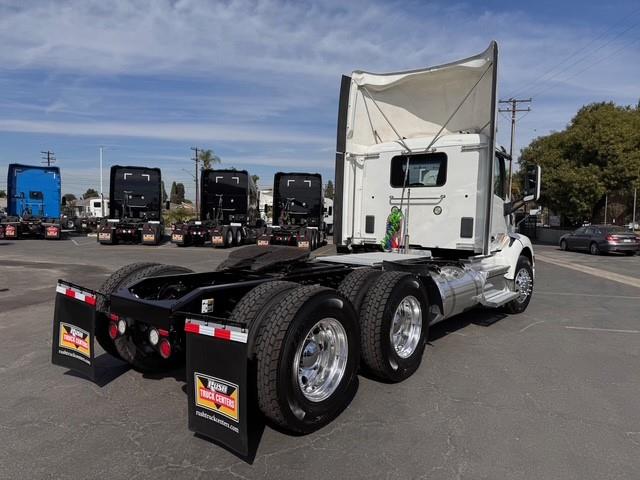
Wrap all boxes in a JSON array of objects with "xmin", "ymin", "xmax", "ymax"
[
  {"xmin": 172, "ymin": 169, "xmax": 263, "ymax": 248},
  {"xmin": 258, "ymin": 172, "xmax": 326, "ymax": 250},
  {"xmin": 97, "ymin": 166, "xmax": 164, "ymax": 245}
]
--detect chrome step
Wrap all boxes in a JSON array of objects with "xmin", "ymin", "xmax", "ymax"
[{"xmin": 476, "ymin": 288, "xmax": 519, "ymax": 307}]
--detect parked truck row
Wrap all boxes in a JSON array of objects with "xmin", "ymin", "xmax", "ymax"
[{"xmin": 1, "ymin": 161, "xmax": 332, "ymax": 249}]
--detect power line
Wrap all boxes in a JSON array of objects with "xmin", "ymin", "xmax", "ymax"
[
  {"xmin": 498, "ymin": 98, "xmax": 532, "ymax": 195},
  {"xmin": 507, "ymin": 7, "xmax": 640, "ymax": 99},
  {"xmin": 41, "ymin": 150, "xmax": 56, "ymax": 166},
  {"xmin": 530, "ymin": 35, "xmax": 640, "ymax": 100}
]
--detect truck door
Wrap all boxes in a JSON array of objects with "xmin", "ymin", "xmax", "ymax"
[{"xmin": 490, "ymin": 153, "xmax": 509, "ymax": 249}]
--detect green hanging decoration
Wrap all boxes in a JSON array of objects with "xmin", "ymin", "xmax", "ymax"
[{"xmin": 381, "ymin": 207, "xmax": 403, "ymax": 250}]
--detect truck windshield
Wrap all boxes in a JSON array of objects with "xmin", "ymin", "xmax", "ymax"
[{"xmin": 390, "ymin": 153, "xmax": 447, "ymax": 188}]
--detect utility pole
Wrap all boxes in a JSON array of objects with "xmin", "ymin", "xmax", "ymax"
[
  {"xmin": 41, "ymin": 150, "xmax": 56, "ymax": 166},
  {"xmin": 498, "ymin": 98, "xmax": 531, "ymax": 197},
  {"xmin": 190, "ymin": 147, "xmax": 201, "ymax": 219}
]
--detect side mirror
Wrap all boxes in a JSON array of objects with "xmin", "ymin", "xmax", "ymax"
[
  {"xmin": 523, "ymin": 165, "xmax": 541, "ymax": 202},
  {"xmin": 504, "ymin": 165, "xmax": 542, "ymax": 215}
]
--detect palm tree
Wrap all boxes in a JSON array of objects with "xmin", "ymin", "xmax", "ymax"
[{"xmin": 199, "ymin": 149, "xmax": 221, "ymax": 170}]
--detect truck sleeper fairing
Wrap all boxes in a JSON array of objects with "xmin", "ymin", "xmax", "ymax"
[{"xmin": 334, "ymin": 41, "xmax": 498, "ymax": 255}]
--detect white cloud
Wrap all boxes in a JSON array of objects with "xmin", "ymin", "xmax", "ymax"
[
  {"xmin": 0, "ymin": 119, "xmax": 330, "ymax": 145},
  {"xmin": 0, "ymin": 0, "xmax": 638, "ymax": 173}
]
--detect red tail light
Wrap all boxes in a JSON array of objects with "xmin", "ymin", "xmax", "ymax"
[
  {"xmin": 158, "ymin": 339, "xmax": 172, "ymax": 359},
  {"xmin": 606, "ymin": 235, "xmax": 614, "ymax": 242},
  {"xmin": 108, "ymin": 322, "xmax": 119, "ymax": 340}
]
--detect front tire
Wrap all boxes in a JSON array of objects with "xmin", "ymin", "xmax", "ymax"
[
  {"xmin": 504, "ymin": 256, "xmax": 534, "ymax": 314},
  {"xmin": 360, "ymin": 272, "xmax": 429, "ymax": 382},
  {"xmin": 560, "ymin": 239, "xmax": 568, "ymax": 251},
  {"xmin": 254, "ymin": 285, "xmax": 359, "ymax": 433}
]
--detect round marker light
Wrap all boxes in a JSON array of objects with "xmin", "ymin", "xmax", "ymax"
[
  {"xmin": 158, "ymin": 339, "xmax": 172, "ymax": 359},
  {"xmin": 117, "ymin": 318, "xmax": 127, "ymax": 335},
  {"xmin": 108, "ymin": 322, "xmax": 118, "ymax": 340},
  {"xmin": 433, "ymin": 206, "xmax": 442, "ymax": 215},
  {"xmin": 148, "ymin": 328, "xmax": 160, "ymax": 346}
]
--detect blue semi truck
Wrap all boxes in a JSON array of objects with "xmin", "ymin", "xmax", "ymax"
[{"xmin": 0, "ymin": 164, "xmax": 63, "ymax": 240}]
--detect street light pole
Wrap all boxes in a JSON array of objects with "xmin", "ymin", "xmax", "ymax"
[
  {"xmin": 633, "ymin": 187, "xmax": 637, "ymax": 230},
  {"xmin": 99, "ymin": 146, "xmax": 104, "ymax": 217}
]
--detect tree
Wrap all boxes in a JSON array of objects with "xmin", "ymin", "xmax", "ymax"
[
  {"xmin": 199, "ymin": 149, "xmax": 221, "ymax": 170},
  {"xmin": 174, "ymin": 182, "xmax": 185, "ymax": 203},
  {"xmin": 325, "ymin": 180, "xmax": 334, "ymax": 200},
  {"xmin": 83, "ymin": 188, "xmax": 99, "ymax": 199},
  {"xmin": 62, "ymin": 193, "xmax": 76, "ymax": 203},
  {"xmin": 519, "ymin": 102, "xmax": 640, "ymax": 226},
  {"xmin": 161, "ymin": 181, "xmax": 168, "ymax": 203},
  {"xmin": 170, "ymin": 181, "xmax": 177, "ymax": 203},
  {"xmin": 0, "ymin": 190, "xmax": 6, "ymax": 198},
  {"xmin": 251, "ymin": 174, "xmax": 260, "ymax": 186}
]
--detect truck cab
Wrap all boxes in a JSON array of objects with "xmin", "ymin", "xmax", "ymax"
[
  {"xmin": 0, "ymin": 164, "xmax": 62, "ymax": 239},
  {"xmin": 97, "ymin": 166, "xmax": 164, "ymax": 245},
  {"xmin": 334, "ymin": 42, "xmax": 538, "ymax": 265},
  {"xmin": 258, "ymin": 172, "xmax": 326, "ymax": 250}
]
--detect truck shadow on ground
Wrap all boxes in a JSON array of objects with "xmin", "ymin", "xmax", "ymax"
[{"xmin": 63, "ymin": 353, "xmax": 131, "ymax": 387}]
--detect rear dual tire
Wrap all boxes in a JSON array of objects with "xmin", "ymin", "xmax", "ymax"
[
  {"xmin": 237, "ymin": 283, "xmax": 359, "ymax": 433},
  {"xmin": 359, "ymin": 272, "xmax": 429, "ymax": 382}
]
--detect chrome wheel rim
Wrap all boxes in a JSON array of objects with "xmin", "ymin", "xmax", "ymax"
[
  {"xmin": 293, "ymin": 318, "xmax": 348, "ymax": 403},
  {"xmin": 389, "ymin": 295, "xmax": 422, "ymax": 359},
  {"xmin": 514, "ymin": 267, "xmax": 533, "ymax": 303}
]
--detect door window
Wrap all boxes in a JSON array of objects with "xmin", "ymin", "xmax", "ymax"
[{"xmin": 493, "ymin": 155, "xmax": 506, "ymax": 199}]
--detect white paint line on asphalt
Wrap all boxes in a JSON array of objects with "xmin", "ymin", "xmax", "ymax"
[
  {"xmin": 565, "ymin": 326, "xmax": 640, "ymax": 334},
  {"xmin": 71, "ymin": 239, "xmax": 79, "ymax": 246},
  {"xmin": 536, "ymin": 291, "xmax": 640, "ymax": 300},
  {"xmin": 520, "ymin": 320, "xmax": 545, "ymax": 332},
  {"xmin": 536, "ymin": 254, "xmax": 640, "ymax": 290}
]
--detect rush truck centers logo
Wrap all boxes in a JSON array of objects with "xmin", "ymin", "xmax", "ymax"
[
  {"xmin": 59, "ymin": 322, "xmax": 91, "ymax": 358},
  {"xmin": 195, "ymin": 373, "xmax": 239, "ymax": 422}
]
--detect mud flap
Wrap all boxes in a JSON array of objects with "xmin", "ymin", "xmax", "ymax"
[
  {"xmin": 51, "ymin": 282, "xmax": 98, "ymax": 381},
  {"xmin": 185, "ymin": 318, "xmax": 249, "ymax": 457}
]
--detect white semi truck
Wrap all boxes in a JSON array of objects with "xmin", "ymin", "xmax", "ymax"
[{"xmin": 51, "ymin": 41, "xmax": 540, "ymax": 458}]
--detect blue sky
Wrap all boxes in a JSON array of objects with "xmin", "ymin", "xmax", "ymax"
[{"xmin": 0, "ymin": 0, "xmax": 638, "ymax": 200}]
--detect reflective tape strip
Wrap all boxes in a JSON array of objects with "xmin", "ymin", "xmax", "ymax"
[
  {"xmin": 56, "ymin": 284, "xmax": 97, "ymax": 307},
  {"xmin": 185, "ymin": 319, "xmax": 248, "ymax": 343}
]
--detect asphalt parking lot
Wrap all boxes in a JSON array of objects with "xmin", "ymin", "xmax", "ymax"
[{"xmin": 1, "ymin": 239, "xmax": 639, "ymax": 480}]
